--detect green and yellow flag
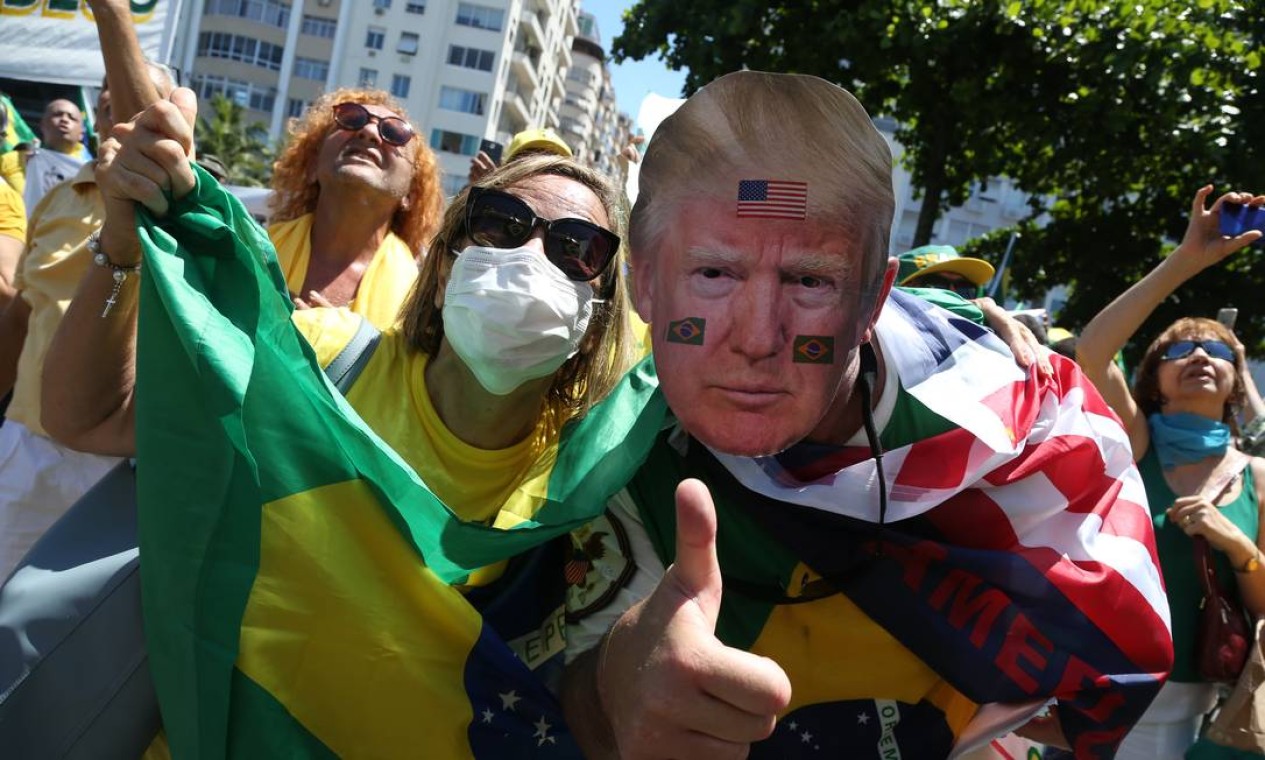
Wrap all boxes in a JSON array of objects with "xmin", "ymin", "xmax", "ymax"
[
  {"xmin": 134, "ymin": 166, "xmax": 667, "ymax": 758},
  {"xmin": 0, "ymin": 94, "xmax": 35, "ymax": 153}
]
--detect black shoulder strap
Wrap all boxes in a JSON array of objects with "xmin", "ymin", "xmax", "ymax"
[{"xmin": 324, "ymin": 316, "xmax": 381, "ymax": 394}]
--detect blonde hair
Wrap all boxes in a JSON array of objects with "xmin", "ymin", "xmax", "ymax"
[
  {"xmin": 400, "ymin": 154, "xmax": 638, "ymax": 423},
  {"xmin": 631, "ymin": 71, "xmax": 895, "ymax": 307},
  {"xmin": 269, "ymin": 88, "xmax": 443, "ymax": 254}
]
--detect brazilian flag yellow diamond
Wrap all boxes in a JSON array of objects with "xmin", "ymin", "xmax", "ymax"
[
  {"xmin": 666, "ymin": 317, "xmax": 706, "ymax": 345},
  {"xmin": 793, "ymin": 335, "xmax": 835, "ymax": 364}
]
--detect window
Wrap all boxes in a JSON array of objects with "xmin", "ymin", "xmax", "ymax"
[
  {"xmin": 405, "ymin": 1, "xmax": 425, "ymax": 13},
  {"xmin": 447, "ymin": 45, "xmax": 494, "ymax": 72},
  {"xmin": 191, "ymin": 74, "xmax": 277, "ymax": 112},
  {"xmin": 358, "ymin": 67, "xmax": 378, "ymax": 88},
  {"xmin": 430, "ymin": 129, "xmax": 480, "ymax": 156},
  {"xmin": 196, "ymin": 32, "xmax": 283, "ymax": 71},
  {"xmin": 292, "ymin": 57, "xmax": 329, "ymax": 81},
  {"xmin": 203, "ymin": 0, "xmax": 290, "ymax": 28},
  {"xmin": 438, "ymin": 86, "xmax": 487, "ymax": 115},
  {"xmin": 373, "ymin": 0, "xmax": 391, "ymax": 8},
  {"xmin": 300, "ymin": 15, "xmax": 336, "ymax": 39},
  {"xmin": 455, "ymin": 2, "xmax": 504, "ymax": 31},
  {"xmin": 285, "ymin": 98, "xmax": 308, "ymax": 119},
  {"xmin": 365, "ymin": 27, "xmax": 385, "ymax": 50},
  {"xmin": 391, "ymin": 74, "xmax": 412, "ymax": 99},
  {"xmin": 397, "ymin": 32, "xmax": 420, "ymax": 56}
]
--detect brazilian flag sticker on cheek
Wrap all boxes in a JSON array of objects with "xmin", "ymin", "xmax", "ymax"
[
  {"xmin": 666, "ymin": 317, "xmax": 706, "ymax": 346},
  {"xmin": 793, "ymin": 335, "xmax": 835, "ymax": 364}
]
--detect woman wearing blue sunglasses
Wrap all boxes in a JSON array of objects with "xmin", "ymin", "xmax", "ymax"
[{"xmin": 1078, "ymin": 185, "xmax": 1265, "ymax": 759}]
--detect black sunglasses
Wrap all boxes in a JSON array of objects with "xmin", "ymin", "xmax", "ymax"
[
  {"xmin": 909, "ymin": 274, "xmax": 979, "ymax": 298},
  {"xmin": 463, "ymin": 187, "xmax": 620, "ymax": 283},
  {"xmin": 1161, "ymin": 339, "xmax": 1236, "ymax": 363},
  {"xmin": 331, "ymin": 102, "xmax": 415, "ymax": 147}
]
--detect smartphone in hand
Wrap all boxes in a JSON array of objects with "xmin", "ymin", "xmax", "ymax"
[
  {"xmin": 479, "ymin": 139, "xmax": 504, "ymax": 166},
  {"xmin": 1217, "ymin": 307, "xmax": 1239, "ymax": 330},
  {"xmin": 1220, "ymin": 202, "xmax": 1265, "ymax": 237}
]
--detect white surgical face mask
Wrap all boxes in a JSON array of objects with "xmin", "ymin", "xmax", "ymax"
[{"xmin": 442, "ymin": 245, "xmax": 595, "ymax": 395}]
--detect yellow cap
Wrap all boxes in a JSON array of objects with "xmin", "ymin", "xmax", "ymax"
[{"xmin": 505, "ymin": 128, "xmax": 572, "ymax": 161}]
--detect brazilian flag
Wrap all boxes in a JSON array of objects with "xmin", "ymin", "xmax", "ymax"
[
  {"xmin": 134, "ymin": 166, "xmax": 668, "ymax": 758},
  {"xmin": 0, "ymin": 94, "xmax": 35, "ymax": 153}
]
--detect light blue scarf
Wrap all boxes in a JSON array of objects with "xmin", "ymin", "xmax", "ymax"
[{"xmin": 1148, "ymin": 412, "xmax": 1231, "ymax": 469}]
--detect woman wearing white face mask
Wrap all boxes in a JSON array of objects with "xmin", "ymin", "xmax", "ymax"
[{"xmin": 40, "ymin": 148, "xmax": 639, "ymax": 695}]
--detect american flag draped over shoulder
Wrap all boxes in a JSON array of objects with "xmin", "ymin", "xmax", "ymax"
[{"xmin": 704, "ymin": 290, "xmax": 1172, "ymax": 757}]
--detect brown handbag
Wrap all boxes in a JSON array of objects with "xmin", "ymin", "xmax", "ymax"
[{"xmin": 1192, "ymin": 450, "xmax": 1254, "ymax": 683}]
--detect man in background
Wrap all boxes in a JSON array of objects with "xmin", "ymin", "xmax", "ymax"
[
  {"xmin": 0, "ymin": 63, "xmax": 175, "ymax": 579},
  {"xmin": 21, "ymin": 99, "xmax": 91, "ymax": 213}
]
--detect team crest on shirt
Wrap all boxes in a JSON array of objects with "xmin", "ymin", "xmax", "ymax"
[{"xmin": 565, "ymin": 511, "xmax": 635, "ymax": 621}]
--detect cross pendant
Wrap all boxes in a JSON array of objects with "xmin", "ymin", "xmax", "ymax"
[{"xmin": 102, "ymin": 281, "xmax": 123, "ymax": 318}]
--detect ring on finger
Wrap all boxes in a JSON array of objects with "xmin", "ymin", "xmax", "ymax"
[{"xmin": 1183, "ymin": 515, "xmax": 1194, "ymax": 526}]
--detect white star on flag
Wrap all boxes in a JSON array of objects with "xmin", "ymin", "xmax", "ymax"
[
  {"xmin": 788, "ymin": 721, "xmax": 799, "ymax": 731},
  {"xmin": 857, "ymin": 713, "xmax": 870, "ymax": 725},
  {"xmin": 499, "ymin": 690, "xmax": 522, "ymax": 711},
  {"xmin": 801, "ymin": 731, "xmax": 813, "ymax": 744},
  {"xmin": 534, "ymin": 715, "xmax": 555, "ymax": 747},
  {"xmin": 481, "ymin": 708, "xmax": 495, "ymax": 724}
]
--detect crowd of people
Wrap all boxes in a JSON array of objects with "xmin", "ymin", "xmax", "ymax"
[{"xmin": 2, "ymin": 3, "xmax": 1265, "ymax": 760}]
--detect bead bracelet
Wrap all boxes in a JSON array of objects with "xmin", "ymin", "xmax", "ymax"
[{"xmin": 87, "ymin": 231, "xmax": 141, "ymax": 317}]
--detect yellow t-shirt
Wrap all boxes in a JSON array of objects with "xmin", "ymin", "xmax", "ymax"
[
  {"xmin": 269, "ymin": 213, "xmax": 419, "ymax": 330},
  {"xmin": 9, "ymin": 162, "xmax": 102, "ymax": 436},
  {"xmin": 0, "ymin": 178, "xmax": 26, "ymax": 244},
  {"xmin": 0, "ymin": 151, "xmax": 24, "ymax": 194},
  {"xmin": 293, "ymin": 308, "xmax": 562, "ymax": 584}
]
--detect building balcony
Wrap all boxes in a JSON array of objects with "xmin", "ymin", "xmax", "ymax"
[
  {"xmin": 556, "ymin": 42, "xmax": 573, "ymax": 71},
  {"xmin": 511, "ymin": 51, "xmax": 541, "ymax": 94},
  {"xmin": 520, "ymin": 9, "xmax": 545, "ymax": 47},
  {"xmin": 559, "ymin": 116, "xmax": 586, "ymax": 138},
  {"xmin": 504, "ymin": 89, "xmax": 531, "ymax": 126}
]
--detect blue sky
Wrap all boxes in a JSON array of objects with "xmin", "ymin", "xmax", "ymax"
[{"xmin": 582, "ymin": 2, "xmax": 687, "ymax": 118}]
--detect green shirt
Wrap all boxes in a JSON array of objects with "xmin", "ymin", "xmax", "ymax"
[{"xmin": 1140, "ymin": 446, "xmax": 1259, "ymax": 682}]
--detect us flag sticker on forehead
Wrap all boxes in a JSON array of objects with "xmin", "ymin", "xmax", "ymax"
[{"xmin": 737, "ymin": 179, "xmax": 808, "ymax": 220}]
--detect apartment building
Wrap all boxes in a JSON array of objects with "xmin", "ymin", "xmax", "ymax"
[
  {"xmin": 558, "ymin": 12, "xmax": 631, "ymax": 183},
  {"xmin": 177, "ymin": 0, "xmax": 344, "ymax": 144},
  {"xmin": 873, "ymin": 117, "xmax": 1037, "ymax": 256},
  {"xmin": 174, "ymin": 0, "xmax": 581, "ymax": 196}
]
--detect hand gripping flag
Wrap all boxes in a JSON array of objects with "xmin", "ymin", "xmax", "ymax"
[
  {"xmin": 132, "ymin": 166, "xmax": 668, "ymax": 759},
  {"xmin": 625, "ymin": 291, "xmax": 1173, "ymax": 758}
]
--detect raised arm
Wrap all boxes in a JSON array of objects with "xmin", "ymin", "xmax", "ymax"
[
  {"xmin": 1077, "ymin": 186, "xmax": 1263, "ymax": 453},
  {"xmin": 86, "ymin": 0, "xmax": 160, "ymax": 122},
  {"xmin": 40, "ymin": 91, "xmax": 197, "ymax": 455}
]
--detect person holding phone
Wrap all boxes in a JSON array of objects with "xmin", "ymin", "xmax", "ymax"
[
  {"xmin": 1077, "ymin": 186, "xmax": 1265, "ymax": 759},
  {"xmin": 467, "ymin": 127, "xmax": 572, "ymax": 186}
]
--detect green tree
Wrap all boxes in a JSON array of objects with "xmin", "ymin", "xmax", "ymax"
[
  {"xmin": 614, "ymin": 0, "xmax": 1261, "ymax": 354},
  {"xmin": 194, "ymin": 94, "xmax": 274, "ymax": 187}
]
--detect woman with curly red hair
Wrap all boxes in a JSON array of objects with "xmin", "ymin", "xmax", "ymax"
[
  {"xmin": 267, "ymin": 88, "xmax": 442, "ymax": 329},
  {"xmin": 1078, "ymin": 186, "xmax": 1265, "ymax": 759}
]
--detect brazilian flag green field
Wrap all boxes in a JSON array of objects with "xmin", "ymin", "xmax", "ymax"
[{"xmin": 133, "ymin": 166, "xmax": 667, "ymax": 758}]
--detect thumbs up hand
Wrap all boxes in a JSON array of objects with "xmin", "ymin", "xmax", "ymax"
[{"xmin": 595, "ymin": 479, "xmax": 792, "ymax": 759}]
